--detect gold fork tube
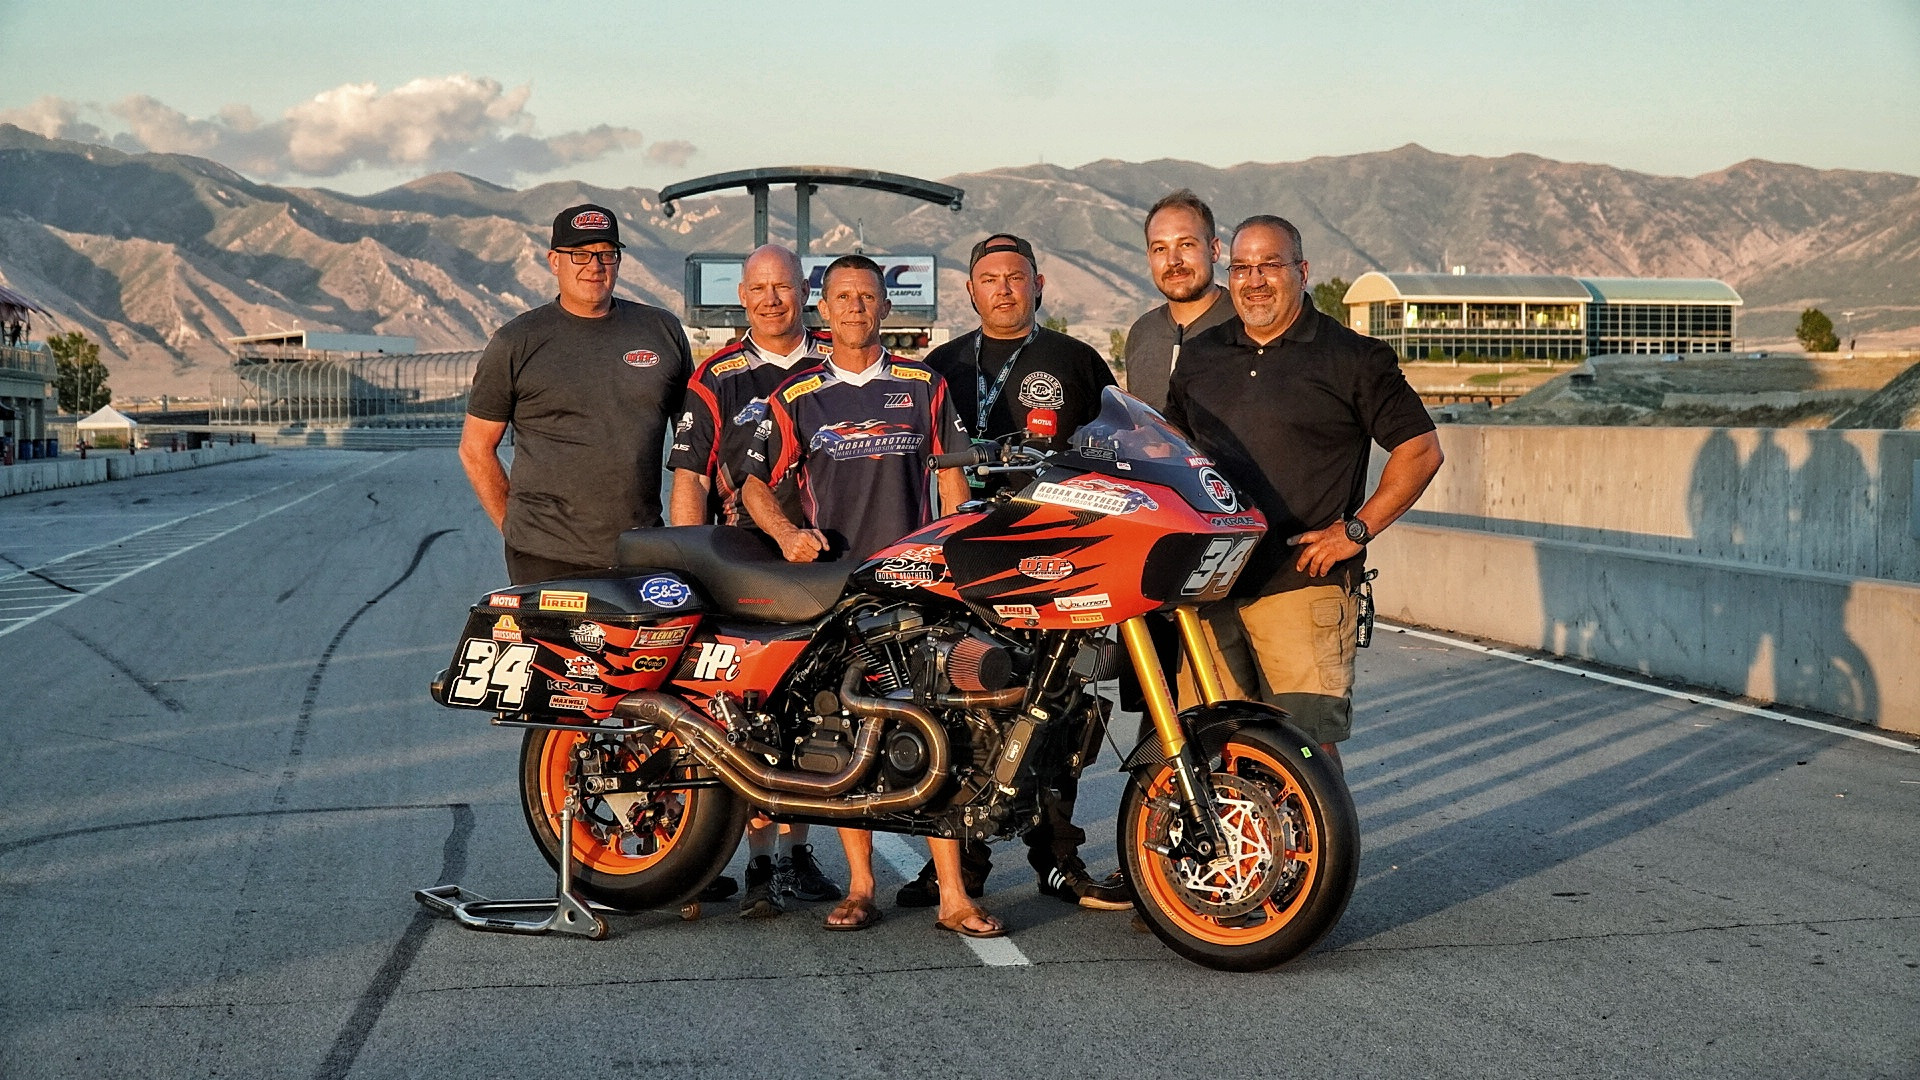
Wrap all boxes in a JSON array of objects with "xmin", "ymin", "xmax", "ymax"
[
  {"xmin": 1173, "ymin": 606, "xmax": 1226, "ymax": 707},
  {"xmin": 1120, "ymin": 616, "xmax": 1185, "ymax": 757}
]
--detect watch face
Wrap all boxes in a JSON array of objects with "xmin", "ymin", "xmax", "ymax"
[{"xmin": 1345, "ymin": 518, "xmax": 1368, "ymax": 543}]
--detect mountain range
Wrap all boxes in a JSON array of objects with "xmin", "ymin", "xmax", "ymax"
[{"xmin": 2, "ymin": 124, "xmax": 1915, "ymax": 399}]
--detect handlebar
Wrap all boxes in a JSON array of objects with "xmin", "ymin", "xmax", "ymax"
[{"xmin": 930, "ymin": 441, "xmax": 1050, "ymax": 471}]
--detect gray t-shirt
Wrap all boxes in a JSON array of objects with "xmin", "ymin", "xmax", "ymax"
[
  {"xmin": 1122, "ymin": 285, "xmax": 1235, "ymax": 412},
  {"xmin": 468, "ymin": 298, "xmax": 691, "ymax": 567}
]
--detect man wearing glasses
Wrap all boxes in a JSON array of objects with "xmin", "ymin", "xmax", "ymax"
[
  {"xmin": 461, "ymin": 203, "xmax": 692, "ymax": 585},
  {"xmin": 1165, "ymin": 215, "xmax": 1443, "ymax": 761}
]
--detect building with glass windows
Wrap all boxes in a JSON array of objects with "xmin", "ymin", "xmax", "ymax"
[{"xmin": 1341, "ymin": 272, "xmax": 1741, "ymax": 360}]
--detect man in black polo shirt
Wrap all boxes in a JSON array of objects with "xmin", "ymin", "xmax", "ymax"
[
  {"xmin": 1122, "ymin": 189, "xmax": 1237, "ymax": 413},
  {"xmin": 919, "ymin": 233, "xmax": 1129, "ymax": 913},
  {"xmin": 1166, "ymin": 214, "xmax": 1444, "ymax": 755}
]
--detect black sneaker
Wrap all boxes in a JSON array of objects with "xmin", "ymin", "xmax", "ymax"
[
  {"xmin": 739, "ymin": 856, "xmax": 781, "ymax": 919},
  {"xmin": 775, "ymin": 843, "xmax": 844, "ymax": 903},
  {"xmin": 697, "ymin": 875, "xmax": 738, "ymax": 902},
  {"xmin": 1038, "ymin": 861, "xmax": 1132, "ymax": 911},
  {"xmin": 894, "ymin": 858, "xmax": 987, "ymax": 908}
]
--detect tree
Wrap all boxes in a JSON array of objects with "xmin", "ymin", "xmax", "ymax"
[
  {"xmin": 49, "ymin": 331, "xmax": 112, "ymax": 414},
  {"xmin": 1041, "ymin": 315, "xmax": 1070, "ymax": 333},
  {"xmin": 1107, "ymin": 328, "xmax": 1126, "ymax": 368},
  {"xmin": 1311, "ymin": 276, "xmax": 1350, "ymax": 318},
  {"xmin": 1796, "ymin": 308, "xmax": 1839, "ymax": 353}
]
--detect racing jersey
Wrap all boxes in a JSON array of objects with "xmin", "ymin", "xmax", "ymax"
[
  {"xmin": 668, "ymin": 329, "xmax": 829, "ymax": 526},
  {"xmin": 752, "ymin": 352, "xmax": 969, "ymax": 562}
]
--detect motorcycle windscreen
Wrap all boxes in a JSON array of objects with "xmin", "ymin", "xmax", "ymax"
[{"xmin": 1051, "ymin": 386, "xmax": 1252, "ymax": 519}]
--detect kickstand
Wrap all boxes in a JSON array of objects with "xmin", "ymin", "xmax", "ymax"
[{"xmin": 415, "ymin": 792, "xmax": 612, "ymax": 940}]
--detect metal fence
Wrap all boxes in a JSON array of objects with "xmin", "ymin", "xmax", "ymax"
[
  {"xmin": 209, "ymin": 349, "xmax": 480, "ymax": 427},
  {"xmin": 0, "ymin": 344, "xmax": 56, "ymax": 380}
]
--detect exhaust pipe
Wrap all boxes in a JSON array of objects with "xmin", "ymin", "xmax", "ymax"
[{"xmin": 611, "ymin": 667, "xmax": 951, "ymax": 818}]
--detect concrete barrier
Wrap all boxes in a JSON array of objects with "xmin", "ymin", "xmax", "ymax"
[
  {"xmin": 1370, "ymin": 426, "xmax": 1919, "ymax": 734},
  {"xmin": 0, "ymin": 442, "xmax": 269, "ymax": 498}
]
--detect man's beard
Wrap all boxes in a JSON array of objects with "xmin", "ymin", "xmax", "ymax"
[{"xmin": 1156, "ymin": 271, "xmax": 1213, "ymax": 304}]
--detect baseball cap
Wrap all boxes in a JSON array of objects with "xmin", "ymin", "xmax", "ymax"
[
  {"xmin": 551, "ymin": 204, "xmax": 624, "ymax": 250},
  {"xmin": 968, "ymin": 233, "xmax": 1035, "ymax": 273}
]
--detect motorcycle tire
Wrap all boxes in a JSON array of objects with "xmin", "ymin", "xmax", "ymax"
[
  {"xmin": 518, "ymin": 726, "xmax": 748, "ymax": 912},
  {"xmin": 1120, "ymin": 720, "xmax": 1359, "ymax": 972}
]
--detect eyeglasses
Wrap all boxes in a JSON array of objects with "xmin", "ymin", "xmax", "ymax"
[
  {"xmin": 1227, "ymin": 259, "xmax": 1300, "ymax": 279},
  {"xmin": 558, "ymin": 249, "xmax": 621, "ymax": 266}
]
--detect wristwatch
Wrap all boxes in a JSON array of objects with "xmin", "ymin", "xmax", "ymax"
[{"xmin": 1343, "ymin": 517, "xmax": 1373, "ymax": 545}]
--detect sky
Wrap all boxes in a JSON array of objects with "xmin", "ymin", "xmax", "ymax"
[{"xmin": 2, "ymin": 0, "xmax": 1916, "ymax": 194}]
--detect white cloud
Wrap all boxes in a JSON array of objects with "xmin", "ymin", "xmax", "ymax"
[{"xmin": 1, "ymin": 76, "xmax": 692, "ymax": 185}]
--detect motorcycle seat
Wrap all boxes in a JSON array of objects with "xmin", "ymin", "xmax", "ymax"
[{"xmin": 616, "ymin": 525, "xmax": 853, "ymax": 623}]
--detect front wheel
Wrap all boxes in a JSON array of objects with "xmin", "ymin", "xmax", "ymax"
[
  {"xmin": 1120, "ymin": 722, "xmax": 1359, "ymax": 971},
  {"xmin": 518, "ymin": 726, "xmax": 747, "ymax": 911}
]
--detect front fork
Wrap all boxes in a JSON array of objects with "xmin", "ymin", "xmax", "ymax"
[{"xmin": 1119, "ymin": 610, "xmax": 1228, "ymax": 860}]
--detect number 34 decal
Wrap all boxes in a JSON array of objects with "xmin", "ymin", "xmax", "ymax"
[
  {"xmin": 448, "ymin": 639, "xmax": 536, "ymax": 707},
  {"xmin": 1181, "ymin": 536, "xmax": 1258, "ymax": 596}
]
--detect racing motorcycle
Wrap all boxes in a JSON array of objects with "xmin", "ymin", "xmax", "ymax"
[{"xmin": 426, "ymin": 388, "xmax": 1357, "ymax": 971}]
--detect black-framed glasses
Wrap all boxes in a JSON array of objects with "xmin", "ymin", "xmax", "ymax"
[
  {"xmin": 1227, "ymin": 259, "xmax": 1300, "ymax": 279},
  {"xmin": 558, "ymin": 249, "xmax": 621, "ymax": 266}
]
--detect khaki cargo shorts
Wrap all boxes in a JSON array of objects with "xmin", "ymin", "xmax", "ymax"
[{"xmin": 1175, "ymin": 584, "xmax": 1358, "ymax": 745}]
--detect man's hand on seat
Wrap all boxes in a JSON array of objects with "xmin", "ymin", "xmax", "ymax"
[{"xmin": 778, "ymin": 528, "xmax": 828, "ymax": 563}]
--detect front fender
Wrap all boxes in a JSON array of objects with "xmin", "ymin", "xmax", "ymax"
[{"xmin": 1121, "ymin": 699, "xmax": 1320, "ymax": 774}]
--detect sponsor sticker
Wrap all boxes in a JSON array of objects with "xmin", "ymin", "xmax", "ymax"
[
  {"xmin": 1198, "ymin": 467, "xmax": 1238, "ymax": 512},
  {"xmin": 733, "ymin": 398, "xmax": 768, "ymax": 427},
  {"xmin": 638, "ymin": 577, "xmax": 691, "ymax": 608},
  {"xmin": 565, "ymin": 655, "xmax": 602, "ymax": 680},
  {"xmin": 883, "ymin": 392, "xmax": 913, "ymax": 409},
  {"xmin": 1016, "ymin": 371, "xmax": 1066, "ymax": 409},
  {"xmin": 539, "ymin": 590, "xmax": 589, "ymax": 612},
  {"xmin": 874, "ymin": 559, "xmax": 938, "ymax": 587},
  {"xmin": 487, "ymin": 593, "xmax": 520, "ymax": 609},
  {"xmin": 633, "ymin": 626, "xmax": 691, "ymax": 647},
  {"xmin": 571, "ymin": 210, "xmax": 613, "ymax": 231},
  {"xmin": 1208, "ymin": 514, "xmax": 1261, "ymax": 528},
  {"xmin": 1070, "ymin": 612, "xmax": 1106, "ymax": 625},
  {"xmin": 675, "ymin": 413, "xmax": 694, "ymax": 434},
  {"xmin": 1031, "ymin": 478, "xmax": 1158, "ymax": 516},
  {"xmin": 630, "ymin": 654, "xmax": 670, "ymax": 672},
  {"xmin": 570, "ymin": 622, "xmax": 606, "ymax": 652},
  {"xmin": 993, "ymin": 603, "xmax": 1041, "ymax": 621},
  {"xmin": 690, "ymin": 642, "xmax": 741, "ymax": 680},
  {"xmin": 1187, "ymin": 456, "xmax": 1215, "ymax": 468},
  {"xmin": 623, "ymin": 349, "xmax": 661, "ymax": 368},
  {"xmin": 1054, "ymin": 593, "xmax": 1110, "ymax": 612},
  {"xmin": 549, "ymin": 695, "xmax": 592, "ymax": 712},
  {"xmin": 546, "ymin": 678, "xmax": 599, "ymax": 695},
  {"xmin": 887, "ymin": 364, "xmax": 931, "ymax": 382},
  {"xmin": 491, "ymin": 614, "xmax": 523, "ymax": 643},
  {"xmin": 1018, "ymin": 556, "xmax": 1074, "ymax": 581},
  {"xmin": 709, "ymin": 356, "xmax": 749, "ymax": 377}
]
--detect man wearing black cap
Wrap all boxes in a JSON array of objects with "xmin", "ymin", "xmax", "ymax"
[
  {"xmin": 915, "ymin": 233, "xmax": 1129, "ymax": 913},
  {"xmin": 460, "ymin": 203, "xmax": 693, "ymax": 584}
]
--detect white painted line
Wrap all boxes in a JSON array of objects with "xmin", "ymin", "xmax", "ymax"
[
  {"xmin": 0, "ymin": 456, "xmax": 395, "ymax": 640},
  {"xmin": 868, "ymin": 831, "xmax": 1031, "ymax": 967},
  {"xmin": 1378, "ymin": 621, "xmax": 1920, "ymax": 755}
]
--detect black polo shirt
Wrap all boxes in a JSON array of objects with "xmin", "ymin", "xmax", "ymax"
[{"xmin": 1166, "ymin": 299, "xmax": 1433, "ymax": 597}]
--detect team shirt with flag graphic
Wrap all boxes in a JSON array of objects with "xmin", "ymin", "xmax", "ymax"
[
  {"xmin": 751, "ymin": 353, "xmax": 969, "ymax": 563},
  {"xmin": 668, "ymin": 329, "xmax": 830, "ymax": 526}
]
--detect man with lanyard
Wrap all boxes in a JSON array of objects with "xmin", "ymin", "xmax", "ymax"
[
  {"xmin": 667, "ymin": 243, "xmax": 841, "ymax": 919},
  {"xmin": 919, "ymin": 233, "xmax": 1129, "ymax": 913},
  {"xmin": 740, "ymin": 255, "xmax": 1001, "ymax": 938},
  {"xmin": 1166, "ymin": 214, "xmax": 1444, "ymax": 763}
]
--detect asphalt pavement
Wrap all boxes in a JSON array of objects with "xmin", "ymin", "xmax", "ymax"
[{"xmin": 1, "ymin": 448, "xmax": 1915, "ymax": 1080}]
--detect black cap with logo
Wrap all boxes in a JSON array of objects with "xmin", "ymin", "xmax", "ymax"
[
  {"xmin": 551, "ymin": 204, "xmax": 624, "ymax": 249},
  {"xmin": 968, "ymin": 232, "xmax": 1036, "ymax": 272}
]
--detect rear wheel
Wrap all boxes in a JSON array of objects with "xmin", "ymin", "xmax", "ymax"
[
  {"xmin": 1120, "ymin": 722, "xmax": 1358, "ymax": 971},
  {"xmin": 518, "ymin": 726, "xmax": 747, "ymax": 911}
]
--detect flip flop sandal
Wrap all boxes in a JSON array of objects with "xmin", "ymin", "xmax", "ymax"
[
  {"xmin": 824, "ymin": 897, "xmax": 882, "ymax": 932},
  {"xmin": 935, "ymin": 908, "xmax": 1007, "ymax": 939}
]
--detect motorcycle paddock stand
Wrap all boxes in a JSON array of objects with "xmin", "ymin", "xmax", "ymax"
[{"xmin": 415, "ymin": 791, "xmax": 612, "ymax": 940}]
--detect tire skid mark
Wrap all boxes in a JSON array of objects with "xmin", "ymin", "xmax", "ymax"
[
  {"xmin": 57, "ymin": 622, "xmax": 189, "ymax": 713},
  {"xmin": 311, "ymin": 803, "xmax": 473, "ymax": 1080}
]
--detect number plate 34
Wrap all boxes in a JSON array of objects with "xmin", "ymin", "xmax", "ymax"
[{"xmin": 445, "ymin": 638, "xmax": 537, "ymax": 709}]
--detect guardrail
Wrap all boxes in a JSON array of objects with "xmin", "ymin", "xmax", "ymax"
[{"xmin": 0, "ymin": 344, "xmax": 55, "ymax": 380}]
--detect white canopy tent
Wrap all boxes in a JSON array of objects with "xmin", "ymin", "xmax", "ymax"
[{"xmin": 76, "ymin": 405, "xmax": 138, "ymax": 447}]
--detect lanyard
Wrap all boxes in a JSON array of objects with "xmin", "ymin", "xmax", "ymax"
[{"xmin": 973, "ymin": 327, "xmax": 1038, "ymax": 434}]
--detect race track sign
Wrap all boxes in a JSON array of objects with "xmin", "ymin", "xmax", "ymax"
[{"xmin": 685, "ymin": 252, "xmax": 938, "ymax": 328}]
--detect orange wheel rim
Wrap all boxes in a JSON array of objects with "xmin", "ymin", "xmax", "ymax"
[
  {"xmin": 539, "ymin": 730, "xmax": 688, "ymax": 876},
  {"xmin": 1134, "ymin": 743, "xmax": 1320, "ymax": 946}
]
